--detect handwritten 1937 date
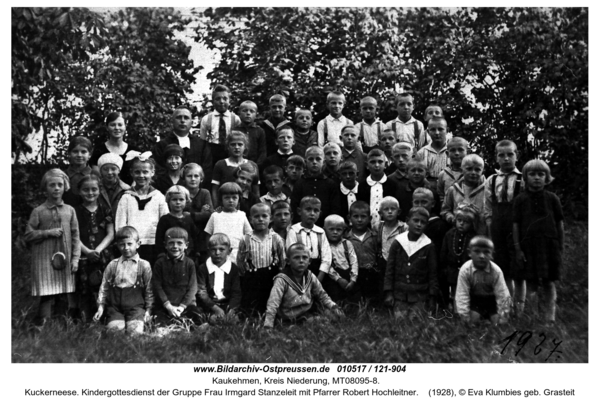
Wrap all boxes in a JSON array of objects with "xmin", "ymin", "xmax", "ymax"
[{"xmin": 500, "ymin": 330, "xmax": 563, "ymax": 361}]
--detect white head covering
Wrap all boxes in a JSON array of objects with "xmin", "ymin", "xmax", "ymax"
[{"xmin": 97, "ymin": 152, "xmax": 123, "ymax": 170}]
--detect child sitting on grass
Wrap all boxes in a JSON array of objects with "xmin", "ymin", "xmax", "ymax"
[
  {"xmin": 264, "ymin": 243, "xmax": 343, "ymax": 328},
  {"xmin": 152, "ymin": 227, "xmax": 202, "ymax": 326},
  {"xmin": 237, "ymin": 203, "xmax": 285, "ymax": 314},
  {"xmin": 196, "ymin": 233, "xmax": 242, "ymax": 320},
  {"xmin": 323, "ymin": 215, "xmax": 360, "ymax": 303},
  {"xmin": 384, "ymin": 207, "xmax": 438, "ymax": 320},
  {"xmin": 455, "ymin": 236, "xmax": 510, "ymax": 325},
  {"xmin": 94, "ymin": 226, "xmax": 153, "ymax": 333}
]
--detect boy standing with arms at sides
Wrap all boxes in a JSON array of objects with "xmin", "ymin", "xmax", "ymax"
[
  {"xmin": 262, "ymin": 127, "xmax": 295, "ymax": 172},
  {"xmin": 441, "ymin": 154, "xmax": 486, "ymax": 235},
  {"xmin": 378, "ymin": 129, "xmax": 398, "ymax": 172},
  {"xmin": 340, "ymin": 125, "xmax": 368, "ymax": 182},
  {"xmin": 416, "ymin": 117, "xmax": 449, "ymax": 183},
  {"xmin": 317, "ymin": 91, "xmax": 354, "ymax": 146},
  {"xmin": 376, "ymin": 196, "xmax": 408, "ymax": 276},
  {"xmin": 94, "ymin": 226, "xmax": 153, "ymax": 333},
  {"xmin": 260, "ymin": 165, "xmax": 289, "ymax": 205},
  {"xmin": 234, "ymin": 100, "xmax": 267, "ymax": 167},
  {"xmin": 455, "ymin": 236, "xmax": 510, "ymax": 325},
  {"xmin": 261, "ymin": 94, "xmax": 292, "ymax": 157},
  {"xmin": 337, "ymin": 161, "xmax": 360, "ymax": 221},
  {"xmin": 271, "ymin": 200, "xmax": 292, "ymax": 242},
  {"xmin": 387, "ymin": 142, "xmax": 413, "ymax": 187},
  {"xmin": 396, "ymin": 157, "xmax": 439, "ymax": 222},
  {"xmin": 355, "ymin": 96, "xmax": 386, "ymax": 154},
  {"xmin": 484, "ymin": 139, "xmax": 521, "ymax": 296},
  {"xmin": 199, "ymin": 84, "xmax": 241, "ymax": 163},
  {"xmin": 286, "ymin": 196, "xmax": 332, "ymax": 284},
  {"xmin": 322, "ymin": 142, "xmax": 343, "ymax": 183},
  {"xmin": 384, "ymin": 207, "xmax": 439, "ymax": 320},
  {"xmin": 358, "ymin": 148, "xmax": 396, "ymax": 228},
  {"xmin": 290, "ymin": 147, "xmax": 340, "ymax": 227},
  {"xmin": 264, "ymin": 244, "xmax": 342, "ymax": 328},
  {"xmin": 323, "ymin": 215, "xmax": 360, "ymax": 303},
  {"xmin": 292, "ymin": 110, "xmax": 318, "ymax": 157},
  {"xmin": 437, "ymin": 137, "xmax": 469, "ymax": 206},
  {"xmin": 152, "ymin": 227, "xmax": 203, "ymax": 326},
  {"xmin": 344, "ymin": 201, "xmax": 380, "ymax": 303},
  {"xmin": 282, "ymin": 155, "xmax": 305, "ymax": 198},
  {"xmin": 386, "ymin": 92, "xmax": 429, "ymax": 151}
]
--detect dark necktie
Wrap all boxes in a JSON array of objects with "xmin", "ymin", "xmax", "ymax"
[{"xmin": 219, "ymin": 114, "xmax": 227, "ymax": 145}]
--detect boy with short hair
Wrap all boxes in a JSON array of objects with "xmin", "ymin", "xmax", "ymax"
[
  {"xmin": 322, "ymin": 142, "xmax": 343, "ymax": 182},
  {"xmin": 196, "ymin": 233, "xmax": 242, "ymax": 319},
  {"xmin": 271, "ymin": 200, "xmax": 292, "ymax": 242},
  {"xmin": 396, "ymin": 157, "xmax": 438, "ymax": 222},
  {"xmin": 317, "ymin": 91, "xmax": 354, "ymax": 146},
  {"xmin": 376, "ymin": 196, "xmax": 408, "ymax": 273},
  {"xmin": 262, "ymin": 127, "xmax": 295, "ymax": 172},
  {"xmin": 261, "ymin": 94, "xmax": 292, "ymax": 157},
  {"xmin": 383, "ymin": 207, "xmax": 438, "ymax": 320},
  {"xmin": 378, "ymin": 128, "xmax": 398, "ymax": 168},
  {"xmin": 437, "ymin": 137, "xmax": 469, "ymax": 206},
  {"xmin": 292, "ymin": 109, "xmax": 318, "ymax": 158},
  {"xmin": 152, "ymin": 227, "xmax": 202, "ymax": 326},
  {"xmin": 94, "ymin": 226, "xmax": 153, "ymax": 333},
  {"xmin": 357, "ymin": 148, "xmax": 395, "ymax": 228},
  {"xmin": 260, "ymin": 165, "xmax": 289, "ymax": 205},
  {"xmin": 344, "ymin": 201, "xmax": 380, "ymax": 302},
  {"xmin": 286, "ymin": 196, "xmax": 332, "ymax": 283},
  {"xmin": 290, "ymin": 147, "xmax": 340, "ymax": 227},
  {"xmin": 416, "ymin": 117, "xmax": 449, "ymax": 183},
  {"xmin": 355, "ymin": 96, "xmax": 386, "ymax": 154},
  {"xmin": 455, "ymin": 236, "xmax": 511, "ymax": 325},
  {"xmin": 387, "ymin": 142, "xmax": 413, "ymax": 187},
  {"xmin": 234, "ymin": 100, "xmax": 267, "ymax": 167},
  {"xmin": 337, "ymin": 161, "xmax": 360, "ymax": 220},
  {"xmin": 385, "ymin": 92, "xmax": 429, "ymax": 151},
  {"xmin": 441, "ymin": 154, "xmax": 486, "ymax": 235},
  {"xmin": 199, "ymin": 84, "xmax": 241, "ymax": 163},
  {"xmin": 483, "ymin": 140, "xmax": 521, "ymax": 296},
  {"xmin": 340, "ymin": 125, "xmax": 368, "ymax": 181},
  {"xmin": 282, "ymin": 155, "xmax": 305, "ymax": 198},
  {"xmin": 323, "ymin": 215, "xmax": 360, "ymax": 302},
  {"xmin": 264, "ymin": 243, "xmax": 343, "ymax": 328}
]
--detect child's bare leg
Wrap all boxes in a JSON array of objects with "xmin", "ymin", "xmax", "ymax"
[
  {"xmin": 107, "ymin": 320, "xmax": 126, "ymax": 331},
  {"xmin": 513, "ymin": 279, "xmax": 526, "ymax": 315},
  {"xmin": 126, "ymin": 320, "xmax": 144, "ymax": 334},
  {"xmin": 542, "ymin": 280, "xmax": 557, "ymax": 322},
  {"xmin": 525, "ymin": 280, "xmax": 538, "ymax": 318}
]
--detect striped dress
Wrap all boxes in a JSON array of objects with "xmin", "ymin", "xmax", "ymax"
[{"xmin": 24, "ymin": 201, "xmax": 81, "ymax": 296}]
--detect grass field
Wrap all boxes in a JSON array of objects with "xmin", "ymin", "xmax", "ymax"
[{"xmin": 11, "ymin": 221, "xmax": 588, "ymax": 363}]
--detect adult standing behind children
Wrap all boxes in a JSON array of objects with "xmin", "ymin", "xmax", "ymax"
[
  {"xmin": 90, "ymin": 112, "xmax": 134, "ymax": 185},
  {"xmin": 199, "ymin": 84, "xmax": 241, "ymax": 163},
  {"xmin": 386, "ymin": 93, "xmax": 429, "ymax": 151},
  {"xmin": 153, "ymin": 105, "xmax": 213, "ymax": 189}
]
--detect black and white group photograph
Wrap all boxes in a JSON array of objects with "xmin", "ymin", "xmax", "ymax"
[{"xmin": 11, "ymin": 5, "xmax": 588, "ymax": 369}]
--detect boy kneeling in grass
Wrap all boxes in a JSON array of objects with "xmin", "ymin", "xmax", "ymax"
[
  {"xmin": 455, "ymin": 236, "xmax": 511, "ymax": 326},
  {"xmin": 264, "ymin": 243, "xmax": 343, "ymax": 328}
]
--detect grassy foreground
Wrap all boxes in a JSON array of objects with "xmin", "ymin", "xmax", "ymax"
[{"xmin": 11, "ymin": 221, "xmax": 588, "ymax": 363}]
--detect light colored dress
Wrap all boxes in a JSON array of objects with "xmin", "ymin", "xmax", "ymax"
[
  {"xmin": 204, "ymin": 211, "xmax": 252, "ymax": 263},
  {"xmin": 24, "ymin": 201, "xmax": 81, "ymax": 296}
]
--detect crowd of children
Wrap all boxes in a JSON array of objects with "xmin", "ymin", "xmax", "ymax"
[{"xmin": 24, "ymin": 86, "xmax": 565, "ymax": 333}]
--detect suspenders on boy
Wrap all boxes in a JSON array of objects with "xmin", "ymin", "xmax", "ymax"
[
  {"xmin": 323, "ymin": 117, "xmax": 352, "ymax": 143},
  {"xmin": 358, "ymin": 122, "xmax": 382, "ymax": 146},
  {"xmin": 392, "ymin": 121, "xmax": 426, "ymax": 150}
]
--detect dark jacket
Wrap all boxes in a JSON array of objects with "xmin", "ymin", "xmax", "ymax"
[{"xmin": 196, "ymin": 262, "xmax": 242, "ymax": 311}]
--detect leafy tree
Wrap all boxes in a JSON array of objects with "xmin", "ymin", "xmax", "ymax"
[
  {"xmin": 195, "ymin": 7, "xmax": 587, "ymax": 214},
  {"xmin": 12, "ymin": 7, "xmax": 107, "ymax": 162}
]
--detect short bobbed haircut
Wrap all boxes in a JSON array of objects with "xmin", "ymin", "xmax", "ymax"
[
  {"xmin": 165, "ymin": 185, "xmax": 191, "ymax": 204},
  {"xmin": 41, "ymin": 168, "xmax": 70, "ymax": 192},
  {"xmin": 522, "ymin": 159, "xmax": 554, "ymax": 185}
]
